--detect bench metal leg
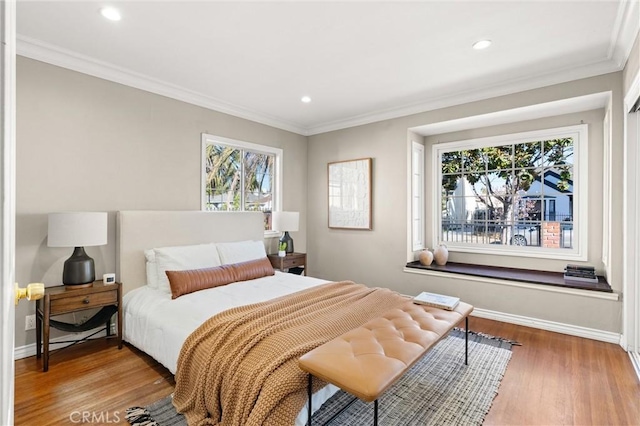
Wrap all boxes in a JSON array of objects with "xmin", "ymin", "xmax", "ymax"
[
  {"xmin": 465, "ymin": 317, "xmax": 469, "ymax": 365},
  {"xmin": 308, "ymin": 374, "xmax": 313, "ymax": 426},
  {"xmin": 321, "ymin": 396, "xmax": 358, "ymax": 426},
  {"xmin": 308, "ymin": 374, "xmax": 359, "ymax": 426},
  {"xmin": 373, "ymin": 400, "xmax": 378, "ymax": 426}
]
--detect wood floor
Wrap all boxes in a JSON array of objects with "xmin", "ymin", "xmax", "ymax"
[{"xmin": 14, "ymin": 317, "xmax": 640, "ymax": 425}]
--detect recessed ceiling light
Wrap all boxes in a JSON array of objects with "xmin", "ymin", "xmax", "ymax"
[
  {"xmin": 301, "ymin": 96, "xmax": 312, "ymax": 103},
  {"xmin": 472, "ymin": 40, "xmax": 492, "ymax": 50},
  {"xmin": 100, "ymin": 7, "xmax": 121, "ymax": 21}
]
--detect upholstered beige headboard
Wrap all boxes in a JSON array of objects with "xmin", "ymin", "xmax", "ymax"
[{"xmin": 116, "ymin": 210, "xmax": 265, "ymax": 294}]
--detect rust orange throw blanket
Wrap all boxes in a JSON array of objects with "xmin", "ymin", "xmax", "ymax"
[{"xmin": 173, "ymin": 281, "xmax": 408, "ymax": 426}]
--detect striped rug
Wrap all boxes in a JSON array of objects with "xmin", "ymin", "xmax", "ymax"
[{"xmin": 126, "ymin": 329, "xmax": 515, "ymax": 426}]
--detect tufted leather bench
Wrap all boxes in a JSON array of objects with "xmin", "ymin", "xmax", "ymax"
[{"xmin": 298, "ymin": 301, "xmax": 473, "ymax": 425}]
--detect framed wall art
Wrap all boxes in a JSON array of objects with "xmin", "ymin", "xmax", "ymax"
[{"xmin": 327, "ymin": 157, "xmax": 372, "ymax": 230}]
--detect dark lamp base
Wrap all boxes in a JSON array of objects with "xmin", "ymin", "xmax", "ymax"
[
  {"xmin": 64, "ymin": 283, "xmax": 94, "ymax": 289},
  {"xmin": 63, "ymin": 247, "xmax": 96, "ymax": 286},
  {"xmin": 279, "ymin": 231, "xmax": 294, "ymax": 254}
]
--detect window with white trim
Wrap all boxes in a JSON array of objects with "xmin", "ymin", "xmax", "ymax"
[
  {"xmin": 201, "ymin": 134, "xmax": 282, "ymax": 231},
  {"xmin": 432, "ymin": 125, "xmax": 588, "ymax": 260},
  {"xmin": 411, "ymin": 141, "xmax": 425, "ymax": 251}
]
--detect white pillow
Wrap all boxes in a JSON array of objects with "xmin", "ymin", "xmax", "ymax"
[
  {"xmin": 153, "ymin": 243, "xmax": 222, "ymax": 293},
  {"xmin": 216, "ymin": 240, "xmax": 267, "ymax": 265},
  {"xmin": 144, "ymin": 249, "xmax": 159, "ymax": 289}
]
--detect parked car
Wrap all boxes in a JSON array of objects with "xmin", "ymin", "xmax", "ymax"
[{"xmin": 509, "ymin": 223, "xmax": 573, "ymax": 248}]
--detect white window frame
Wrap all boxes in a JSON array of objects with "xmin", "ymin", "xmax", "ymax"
[
  {"xmin": 201, "ymin": 133, "xmax": 283, "ymax": 236},
  {"xmin": 411, "ymin": 141, "xmax": 425, "ymax": 251},
  {"xmin": 431, "ymin": 124, "xmax": 588, "ymax": 261},
  {"xmin": 602, "ymin": 106, "xmax": 612, "ymax": 277}
]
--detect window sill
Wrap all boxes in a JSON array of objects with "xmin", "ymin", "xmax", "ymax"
[{"xmin": 404, "ymin": 261, "xmax": 618, "ymax": 301}]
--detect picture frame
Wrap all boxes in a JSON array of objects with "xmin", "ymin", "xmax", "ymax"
[{"xmin": 328, "ymin": 158, "xmax": 372, "ymax": 230}]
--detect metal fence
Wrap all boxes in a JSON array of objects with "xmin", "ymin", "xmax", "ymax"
[{"xmin": 442, "ymin": 219, "xmax": 573, "ymax": 248}]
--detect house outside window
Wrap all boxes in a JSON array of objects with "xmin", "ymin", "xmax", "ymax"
[
  {"xmin": 201, "ymin": 134, "xmax": 282, "ymax": 231},
  {"xmin": 432, "ymin": 124, "xmax": 588, "ymax": 260}
]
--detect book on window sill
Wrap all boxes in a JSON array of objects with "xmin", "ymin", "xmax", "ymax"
[
  {"xmin": 565, "ymin": 264, "xmax": 596, "ymax": 272},
  {"xmin": 566, "ymin": 270, "xmax": 596, "ymax": 276},
  {"xmin": 564, "ymin": 269, "xmax": 597, "ymax": 278},
  {"xmin": 413, "ymin": 292, "xmax": 460, "ymax": 310},
  {"xmin": 564, "ymin": 271, "xmax": 597, "ymax": 279},
  {"xmin": 563, "ymin": 274, "xmax": 599, "ymax": 284}
]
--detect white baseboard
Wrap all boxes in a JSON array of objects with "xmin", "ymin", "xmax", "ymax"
[
  {"xmin": 14, "ymin": 325, "xmax": 115, "ymax": 360},
  {"xmin": 471, "ymin": 308, "xmax": 621, "ymax": 344}
]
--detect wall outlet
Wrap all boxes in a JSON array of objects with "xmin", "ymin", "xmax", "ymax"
[{"xmin": 25, "ymin": 314, "xmax": 36, "ymax": 331}]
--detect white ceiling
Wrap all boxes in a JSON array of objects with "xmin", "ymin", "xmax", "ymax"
[{"xmin": 16, "ymin": 1, "xmax": 640, "ymax": 136}]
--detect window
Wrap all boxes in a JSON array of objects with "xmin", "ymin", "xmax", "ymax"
[
  {"xmin": 432, "ymin": 125, "xmax": 587, "ymax": 260},
  {"xmin": 201, "ymin": 134, "xmax": 282, "ymax": 231},
  {"xmin": 411, "ymin": 141, "xmax": 425, "ymax": 251}
]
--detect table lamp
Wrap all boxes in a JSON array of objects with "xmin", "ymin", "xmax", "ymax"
[
  {"xmin": 48, "ymin": 212, "xmax": 107, "ymax": 287},
  {"xmin": 272, "ymin": 211, "xmax": 299, "ymax": 254}
]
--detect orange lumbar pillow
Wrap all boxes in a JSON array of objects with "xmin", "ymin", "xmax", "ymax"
[{"xmin": 166, "ymin": 257, "xmax": 275, "ymax": 299}]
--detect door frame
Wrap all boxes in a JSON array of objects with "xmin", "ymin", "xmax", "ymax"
[
  {"xmin": 1, "ymin": 0, "xmax": 17, "ymax": 424},
  {"xmin": 623, "ymin": 69, "xmax": 640, "ymax": 379}
]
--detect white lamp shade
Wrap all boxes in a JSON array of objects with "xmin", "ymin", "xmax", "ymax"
[
  {"xmin": 48, "ymin": 212, "xmax": 108, "ymax": 247},
  {"xmin": 272, "ymin": 211, "xmax": 299, "ymax": 232}
]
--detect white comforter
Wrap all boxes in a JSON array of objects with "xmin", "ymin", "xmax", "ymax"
[{"xmin": 123, "ymin": 271, "xmax": 337, "ymax": 424}]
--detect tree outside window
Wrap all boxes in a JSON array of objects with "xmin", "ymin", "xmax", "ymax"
[
  {"xmin": 201, "ymin": 135, "xmax": 281, "ymax": 231},
  {"xmin": 434, "ymin": 125, "xmax": 587, "ymax": 259}
]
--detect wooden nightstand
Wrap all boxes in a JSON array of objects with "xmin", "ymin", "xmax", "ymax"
[
  {"xmin": 268, "ymin": 252, "xmax": 307, "ymax": 275},
  {"xmin": 36, "ymin": 280, "xmax": 122, "ymax": 372}
]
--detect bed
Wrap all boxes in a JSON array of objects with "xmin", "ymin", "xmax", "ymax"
[
  {"xmin": 117, "ymin": 210, "xmax": 342, "ymax": 425},
  {"xmin": 117, "ymin": 211, "xmax": 473, "ymax": 426}
]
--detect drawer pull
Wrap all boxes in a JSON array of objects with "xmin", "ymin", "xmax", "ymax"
[{"xmin": 83, "ymin": 298, "xmax": 90, "ymax": 304}]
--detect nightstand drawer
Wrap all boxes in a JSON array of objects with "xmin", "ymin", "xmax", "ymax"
[
  {"xmin": 268, "ymin": 253, "xmax": 306, "ymax": 275},
  {"xmin": 283, "ymin": 257, "xmax": 303, "ymax": 268},
  {"xmin": 50, "ymin": 290, "xmax": 117, "ymax": 314}
]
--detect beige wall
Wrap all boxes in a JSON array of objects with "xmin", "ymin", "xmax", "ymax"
[
  {"xmin": 623, "ymin": 31, "xmax": 639, "ymax": 95},
  {"xmin": 308, "ymin": 72, "xmax": 624, "ymax": 333},
  {"xmin": 14, "ymin": 55, "xmax": 630, "ymax": 347},
  {"xmin": 15, "ymin": 57, "xmax": 308, "ymax": 347}
]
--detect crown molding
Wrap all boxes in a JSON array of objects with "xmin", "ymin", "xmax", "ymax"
[
  {"xmin": 608, "ymin": 0, "xmax": 640, "ymax": 68},
  {"xmin": 16, "ymin": 36, "xmax": 308, "ymax": 136},
  {"xmin": 17, "ymin": 16, "xmax": 637, "ymax": 138},
  {"xmin": 306, "ymin": 57, "xmax": 622, "ymax": 135},
  {"xmin": 410, "ymin": 92, "xmax": 611, "ymax": 137},
  {"xmin": 305, "ymin": 0, "xmax": 639, "ymax": 136}
]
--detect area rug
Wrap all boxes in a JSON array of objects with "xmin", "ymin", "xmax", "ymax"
[{"xmin": 126, "ymin": 329, "xmax": 515, "ymax": 426}]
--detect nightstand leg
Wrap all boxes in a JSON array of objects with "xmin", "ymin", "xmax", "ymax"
[
  {"xmin": 117, "ymin": 284, "xmax": 123, "ymax": 349},
  {"xmin": 35, "ymin": 308, "xmax": 41, "ymax": 359},
  {"xmin": 43, "ymin": 301, "xmax": 50, "ymax": 372}
]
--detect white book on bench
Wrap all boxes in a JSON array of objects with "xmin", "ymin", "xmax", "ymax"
[{"xmin": 413, "ymin": 292, "xmax": 460, "ymax": 310}]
